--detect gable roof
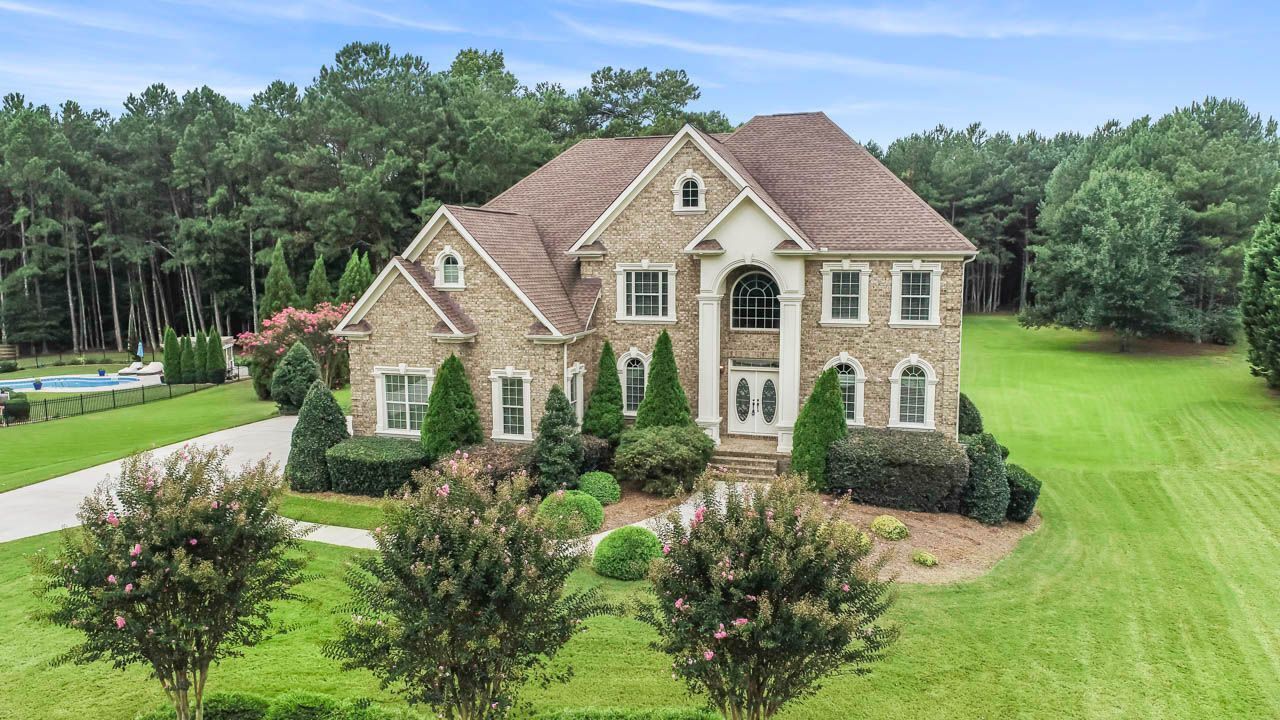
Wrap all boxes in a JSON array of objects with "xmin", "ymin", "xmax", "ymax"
[{"xmin": 334, "ymin": 256, "xmax": 477, "ymax": 338}]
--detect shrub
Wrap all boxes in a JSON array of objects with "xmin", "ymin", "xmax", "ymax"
[
  {"xmin": 337, "ymin": 249, "xmax": 374, "ymax": 303},
  {"xmin": 870, "ymin": 514, "xmax": 909, "ymax": 540},
  {"xmin": 1, "ymin": 388, "xmax": 30, "ymax": 422},
  {"xmin": 31, "ymin": 447, "xmax": 305, "ymax": 720},
  {"xmin": 578, "ymin": 471, "xmax": 621, "ymax": 505},
  {"xmin": 1243, "ymin": 185, "xmax": 1280, "ymax": 388},
  {"xmin": 326, "ymin": 458, "xmax": 608, "ymax": 718},
  {"xmin": 582, "ymin": 340, "xmax": 624, "ymax": 444},
  {"xmin": 304, "ymin": 254, "xmax": 333, "ymax": 308},
  {"xmin": 825, "ymin": 428, "xmax": 969, "ymax": 512},
  {"xmin": 436, "ymin": 443, "xmax": 532, "ymax": 487},
  {"xmin": 163, "ymin": 326, "xmax": 181, "ymax": 384},
  {"xmin": 0, "ymin": 359, "xmax": 16, "ymax": 373},
  {"xmin": 1005, "ymin": 463, "xmax": 1043, "ymax": 522},
  {"xmin": 206, "ymin": 330, "xmax": 226, "ymax": 384},
  {"xmin": 634, "ymin": 331, "xmax": 692, "ymax": 429},
  {"xmin": 195, "ymin": 333, "xmax": 209, "ymax": 382},
  {"xmin": 580, "ymin": 434, "xmax": 613, "ymax": 473},
  {"xmin": 179, "ymin": 337, "xmax": 199, "ymax": 384},
  {"xmin": 641, "ymin": 475, "xmax": 896, "ymax": 719},
  {"xmin": 264, "ymin": 691, "xmax": 340, "ymax": 720},
  {"xmin": 791, "ymin": 368, "xmax": 848, "ymax": 490},
  {"xmin": 237, "ymin": 303, "xmax": 352, "ymax": 391},
  {"xmin": 203, "ymin": 692, "xmax": 270, "ymax": 720},
  {"xmin": 911, "ymin": 550, "xmax": 938, "ymax": 567},
  {"xmin": 419, "ymin": 355, "xmax": 483, "ymax": 463},
  {"xmin": 260, "ymin": 241, "xmax": 299, "ymax": 321},
  {"xmin": 537, "ymin": 490, "xmax": 605, "ymax": 539},
  {"xmin": 532, "ymin": 709, "xmax": 718, "ymax": 720},
  {"xmin": 593, "ymin": 526, "xmax": 662, "ymax": 580},
  {"xmin": 271, "ymin": 341, "xmax": 321, "ymax": 414},
  {"xmin": 958, "ymin": 392, "xmax": 983, "ymax": 435},
  {"xmin": 534, "ymin": 385, "xmax": 585, "ymax": 494},
  {"xmin": 285, "ymin": 381, "xmax": 350, "ymax": 492},
  {"xmin": 960, "ymin": 433, "xmax": 1011, "ymax": 525},
  {"xmin": 326, "ymin": 436, "xmax": 427, "ymax": 496},
  {"xmin": 615, "ymin": 425, "xmax": 714, "ymax": 497}
]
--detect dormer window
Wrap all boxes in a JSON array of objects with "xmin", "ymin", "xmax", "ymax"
[
  {"xmin": 671, "ymin": 169, "xmax": 705, "ymax": 213},
  {"xmin": 434, "ymin": 246, "xmax": 465, "ymax": 289}
]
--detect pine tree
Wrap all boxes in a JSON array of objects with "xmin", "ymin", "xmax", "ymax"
[
  {"xmin": 194, "ymin": 332, "xmax": 209, "ymax": 383},
  {"xmin": 260, "ymin": 241, "xmax": 299, "ymax": 320},
  {"xmin": 285, "ymin": 380, "xmax": 350, "ymax": 492},
  {"xmin": 533, "ymin": 385, "xmax": 585, "ymax": 494},
  {"xmin": 270, "ymin": 342, "xmax": 321, "ymax": 414},
  {"xmin": 419, "ymin": 354, "xmax": 484, "ymax": 462},
  {"xmin": 791, "ymin": 368, "xmax": 849, "ymax": 491},
  {"xmin": 582, "ymin": 340, "xmax": 624, "ymax": 444},
  {"xmin": 337, "ymin": 250, "xmax": 375, "ymax": 303},
  {"xmin": 162, "ymin": 327, "xmax": 181, "ymax": 386},
  {"xmin": 205, "ymin": 329, "xmax": 226, "ymax": 384},
  {"xmin": 634, "ymin": 331, "xmax": 691, "ymax": 429},
  {"xmin": 304, "ymin": 254, "xmax": 332, "ymax": 308},
  {"xmin": 1242, "ymin": 185, "xmax": 1280, "ymax": 389},
  {"xmin": 179, "ymin": 338, "xmax": 198, "ymax": 385}
]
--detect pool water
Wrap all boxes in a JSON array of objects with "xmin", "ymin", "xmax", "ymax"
[{"xmin": 0, "ymin": 375, "xmax": 141, "ymax": 391}]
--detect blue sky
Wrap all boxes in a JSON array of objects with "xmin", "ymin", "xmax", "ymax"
[{"xmin": 2, "ymin": 0, "xmax": 1276, "ymax": 144}]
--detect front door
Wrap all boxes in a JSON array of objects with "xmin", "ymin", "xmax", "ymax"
[{"xmin": 728, "ymin": 363, "xmax": 779, "ymax": 436}]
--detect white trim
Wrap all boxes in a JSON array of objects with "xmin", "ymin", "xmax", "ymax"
[
  {"xmin": 569, "ymin": 126, "xmax": 748, "ymax": 254},
  {"xmin": 684, "ymin": 187, "xmax": 813, "ymax": 254},
  {"xmin": 819, "ymin": 260, "xmax": 871, "ymax": 326},
  {"xmin": 432, "ymin": 245, "xmax": 465, "ymax": 289},
  {"xmin": 489, "ymin": 366, "xmax": 534, "ymax": 442},
  {"xmin": 889, "ymin": 260, "xmax": 943, "ymax": 328},
  {"xmin": 888, "ymin": 354, "xmax": 939, "ymax": 430},
  {"xmin": 565, "ymin": 361, "xmax": 586, "ymax": 427},
  {"xmin": 823, "ymin": 353, "xmax": 866, "ymax": 426},
  {"xmin": 334, "ymin": 257, "xmax": 463, "ymax": 336},
  {"xmin": 729, "ymin": 270, "xmax": 782, "ymax": 331},
  {"xmin": 671, "ymin": 168, "xmax": 706, "ymax": 214},
  {"xmin": 615, "ymin": 261, "xmax": 678, "ymax": 323},
  {"xmin": 617, "ymin": 346, "xmax": 651, "ymax": 418},
  {"xmin": 372, "ymin": 364, "xmax": 435, "ymax": 437}
]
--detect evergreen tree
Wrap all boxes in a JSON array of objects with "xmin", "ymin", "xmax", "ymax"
[
  {"xmin": 179, "ymin": 338, "xmax": 198, "ymax": 384},
  {"xmin": 193, "ymin": 332, "xmax": 209, "ymax": 383},
  {"xmin": 304, "ymin": 254, "xmax": 332, "ymax": 308},
  {"xmin": 582, "ymin": 340, "xmax": 624, "ymax": 444},
  {"xmin": 1242, "ymin": 185, "xmax": 1280, "ymax": 388},
  {"xmin": 285, "ymin": 380, "xmax": 350, "ymax": 492},
  {"xmin": 790, "ymin": 368, "xmax": 848, "ymax": 491},
  {"xmin": 162, "ymin": 327, "xmax": 181, "ymax": 385},
  {"xmin": 533, "ymin": 385, "xmax": 584, "ymax": 494},
  {"xmin": 260, "ymin": 241, "xmax": 299, "ymax": 320},
  {"xmin": 419, "ymin": 354, "xmax": 484, "ymax": 462},
  {"xmin": 270, "ymin": 341, "xmax": 321, "ymax": 414},
  {"xmin": 634, "ymin": 331, "xmax": 691, "ymax": 429},
  {"xmin": 337, "ymin": 250, "xmax": 375, "ymax": 303},
  {"xmin": 205, "ymin": 329, "xmax": 226, "ymax": 384}
]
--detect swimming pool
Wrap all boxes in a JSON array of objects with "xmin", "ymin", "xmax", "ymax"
[{"xmin": 0, "ymin": 375, "xmax": 142, "ymax": 392}]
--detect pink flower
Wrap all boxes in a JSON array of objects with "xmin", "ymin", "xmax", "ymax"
[
  {"xmin": 230, "ymin": 501, "xmax": 240, "ymax": 511},
  {"xmin": 841, "ymin": 583, "xmax": 850, "ymax": 592},
  {"xmin": 105, "ymin": 512, "xmax": 119, "ymax": 527},
  {"xmin": 189, "ymin": 538, "xmax": 198, "ymax": 546},
  {"xmin": 703, "ymin": 650, "xmax": 715, "ymax": 661},
  {"xmin": 114, "ymin": 616, "xmax": 126, "ymax": 629},
  {"xmin": 436, "ymin": 484, "xmax": 451, "ymax": 498},
  {"xmin": 662, "ymin": 544, "xmax": 671, "ymax": 555},
  {"xmin": 674, "ymin": 597, "xmax": 685, "ymax": 610},
  {"xmin": 107, "ymin": 575, "xmax": 117, "ymax": 585},
  {"xmin": 125, "ymin": 583, "xmax": 134, "ymax": 594},
  {"xmin": 713, "ymin": 624, "xmax": 727, "ymax": 640},
  {"xmin": 691, "ymin": 506, "xmax": 707, "ymax": 529},
  {"xmin": 211, "ymin": 500, "xmax": 219, "ymax": 510},
  {"xmin": 733, "ymin": 618, "xmax": 749, "ymax": 626},
  {"xmin": 745, "ymin": 595, "xmax": 757, "ymax": 601},
  {"xmin": 130, "ymin": 544, "xmax": 142, "ymax": 557}
]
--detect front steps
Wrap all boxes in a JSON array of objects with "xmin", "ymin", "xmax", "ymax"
[{"xmin": 709, "ymin": 447, "xmax": 783, "ymax": 482}]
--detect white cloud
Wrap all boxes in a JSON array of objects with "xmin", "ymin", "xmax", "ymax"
[
  {"xmin": 159, "ymin": 0, "xmax": 462, "ymax": 33},
  {"xmin": 0, "ymin": 0, "xmax": 189, "ymax": 38},
  {"xmin": 0, "ymin": 56, "xmax": 267, "ymax": 108}
]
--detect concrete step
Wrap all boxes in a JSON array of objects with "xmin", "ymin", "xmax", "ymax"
[
  {"xmin": 711, "ymin": 454, "xmax": 776, "ymax": 466},
  {"xmin": 712, "ymin": 449, "xmax": 782, "ymax": 462}
]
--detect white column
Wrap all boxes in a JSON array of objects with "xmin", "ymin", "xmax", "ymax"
[
  {"xmin": 696, "ymin": 292, "xmax": 722, "ymax": 445},
  {"xmin": 776, "ymin": 293, "xmax": 804, "ymax": 452}
]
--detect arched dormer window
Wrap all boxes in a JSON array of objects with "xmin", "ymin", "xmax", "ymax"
[
  {"xmin": 671, "ymin": 169, "xmax": 705, "ymax": 213},
  {"xmin": 434, "ymin": 246, "xmax": 465, "ymax": 289},
  {"xmin": 617, "ymin": 347, "xmax": 651, "ymax": 416},
  {"xmin": 731, "ymin": 272, "xmax": 780, "ymax": 330},
  {"xmin": 890, "ymin": 354, "xmax": 939, "ymax": 429},
  {"xmin": 823, "ymin": 353, "xmax": 866, "ymax": 426}
]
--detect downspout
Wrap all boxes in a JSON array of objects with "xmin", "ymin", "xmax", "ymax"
[{"xmin": 955, "ymin": 254, "xmax": 979, "ymax": 441}]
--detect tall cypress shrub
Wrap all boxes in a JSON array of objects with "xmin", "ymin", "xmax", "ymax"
[
  {"xmin": 194, "ymin": 333, "xmax": 209, "ymax": 383},
  {"xmin": 791, "ymin": 368, "xmax": 848, "ymax": 491},
  {"xmin": 1242, "ymin": 185, "xmax": 1280, "ymax": 389},
  {"xmin": 162, "ymin": 327, "xmax": 181, "ymax": 385},
  {"xmin": 582, "ymin": 341, "xmax": 624, "ymax": 444},
  {"xmin": 205, "ymin": 330, "xmax": 226, "ymax": 384},
  {"xmin": 304, "ymin": 255, "xmax": 332, "ymax": 308},
  {"xmin": 285, "ymin": 380, "xmax": 350, "ymax": 492},
  {"xmin": 261, "ymin": 241, "xmax": 299, "ymax": 320},
  {"xmin": 419, "ymin": 355, "xmax": 484, "ymax": 463},
  {"xmin": 533, "ymin": 385, "xmax": 584, "ymax": 494},
  {"xmin": 179, "ymin": 338, "xmax": 198, "ymax": 384},
  {"xmin": 634, "ymin": 331, "xmax": 691, "ymax": 429},
  {"xmin": 337, "ymin": 250, "xmax": 374, "ymax": 303},
  {"xmin": 270, "ymin": 342, "xmax": 321, "ymax": 414}
]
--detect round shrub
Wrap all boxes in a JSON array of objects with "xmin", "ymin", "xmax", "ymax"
[
  {"xmin": 578, "ymin": 471, "xmax": 621, "ymax": 505},
  {"xmin": 870, "ymin": 514, "xmax": 909, "ymax": 541},
  {"xmin": 911, "ymin": 550, "xmax": 938, "ymax": 567},
  {"xmin": 593, "ymin": 525, "xmax": 662, "ymax": 580},
  {"xmin": 0, "ymin": 388, "xmax": 30, "ymax": 423},
  {"xmin": 958, "ymin": 392, "xmax": 984, "ymax": 435},
  {"xmin": 270, "ymin": 341, "xmax": 321, "ymax": 414},
  {"xmin": 0, "ymin": 360, "xmax": 16, "ymax": 373},
  {"xmin": 615, "ymin": 425, "xmax": 714, "ymax": 497},
  {"xmin": 264, "ymin": 691, "xmax": 341, "ymax": 720},
  {"xmin": 325, "ymin": 436, "xmax": 427, "ymax": 496},
  {"xmin": 960, "ymin": 433, "xmax": 1011, "ymax": 525},
  {"xmin": 203, "ymin": 692, "xmax": 270, "ymax": 720},
  {"xmin": 537, "ymin": 490, "xmax": 605, "ymax": 539},
  {"xmin": 1005, "ymin": 463, "xmax": 1042, "ymax": 522}
]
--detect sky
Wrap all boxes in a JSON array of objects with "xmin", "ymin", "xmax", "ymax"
[{"xmin": 1, "ymin": 0, "xmax": 1276, "ymax": 144}]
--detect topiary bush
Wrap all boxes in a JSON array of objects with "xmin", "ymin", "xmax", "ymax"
[
  {"xmin": 163, "ymin": 326, "xmax": 181, "ymax": 385},
  {"xmin": 825, "ymin": 428, "xmax": 969, "ymax": 512},
  {"xmin": 1005, "ymin": 463, "xmax": 1042, "ymax": 522},
  {"xmin": 791, "ymin": 368, "xmax": 848, "ymax": 491},
  {"xmin": 634, "ymin": 331, "xmax": 692, "ymax": 429},
  {"xmin": 960, "ymin": 433, "xmax": 1011, "ymax": 525},
  {"xmin": 205, "ymin": 330, "xmax": 226, "ymax": 384},
  {"xmin": 533, "ymin": 385, "xmax": 585, "ymax": 494},
  {"xmin": 537, "ymin": 489, "xmax": 605, "ymax": 539},
  {"xmin": 958, "ymin": 392, "xmax": 983, "ymax": 435},
  {"xmin": 270, "ymin": 341, "xmax": 321, "ymax": 414},
  {"xmin": 870, "ymin": 514, "xmax": 909, "ymax": 540},
  {"xmin": 179, "ymin": 338, "xmax": 199, "ymax": 384},
  {"xmin": 419, "ymin": 355, "xmax": 483, "ymax": 464},
  {"xmin": 203, "ymin": 692, "xmax": 271, "ymax": 720},
  {"xmin": 0, "ymin": 388, "xmax": 30, "ymax": 423},
  {"xmin": 580, "ymin": 433, "xmax": 614, "ymax": 473},
  {"xmin": 263, "ymin": 691, "xmax": 340, "ymax": 720},
  {"xmin": 911, "ymin": 550, "xmax": 938, "ymax": 567},
  {"xmin": 593, "ymin": 525, "xmax": 662, "ymax": 580},
  {"xmin": 285, "ymin": 381, "xmax": 350, "ymax": 492},
  {"xmin": 614, "ymin": 425, "xmax": 714, "ymax": 497},
  {"xmin": 326, "ymin": 436, "xmax": 427, "ymax": 496},
  {"xmin": 578, "ymin": 471, "xmax": 621, "ymax": 505},
  {"xmin": 582, "ymin": 341, "xmax": 624, "ymax": 445}
]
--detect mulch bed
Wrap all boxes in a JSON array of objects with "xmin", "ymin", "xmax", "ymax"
[{"xmin": 599, "ymin": 483, "xmax": 685, "ymax": 532}]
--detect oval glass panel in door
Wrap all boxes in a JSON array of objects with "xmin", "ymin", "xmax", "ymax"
[
  {"xmin": 761, "ymin": 379, "xmax": 777, "ymax": 423},
  {"xmin": 735, "ymin": 378, "xmax": 751, "ymax": 422}
]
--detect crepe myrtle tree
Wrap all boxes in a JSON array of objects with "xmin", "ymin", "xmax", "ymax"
[
  {"xmin": 326, "ymin": 458, "xmax": 610, "ymax": 720},
  {"xmin": 30, "ymin": 446, "xmax": 306, "ymax": 720},
  {"xmin": 641, "ymin": 474, "xmax": 897, "ymax": 720}
]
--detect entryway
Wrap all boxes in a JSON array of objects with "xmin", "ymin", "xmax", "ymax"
[{"xmin": 727, "ymin": 359, "xmax": 779, "ymax": 436}]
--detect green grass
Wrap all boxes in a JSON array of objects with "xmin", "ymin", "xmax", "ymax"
[
  {"xmin": 3, "ymin": 316, "xmax": 1280, "ymax": 718},
  {"xmin": 279, "ymin": 491, "xmax": 385, "ymax": 530},
  {"xmin": 0, "ymin": 382, "xmax": 277, "ymax": 493},
  {"xmin": 0, "ymin": 362, "xmax": 135, "ymax": 382}
]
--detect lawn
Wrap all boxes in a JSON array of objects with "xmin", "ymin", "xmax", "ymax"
[
  {"xmin": 279, "ymin": 491, "xmax": 385, "ymax": 529},
  {"xmin": 2, "ymin": 316, "xmax": 1279, "ymax": 718},
  {"xmin": 0, "ymin": 381, "xmax": 277, "ymax": 493}
]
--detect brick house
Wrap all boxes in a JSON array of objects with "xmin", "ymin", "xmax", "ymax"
[{"xmin": 334, "ymin": 112, "xmax": 976, "ymax": 453}]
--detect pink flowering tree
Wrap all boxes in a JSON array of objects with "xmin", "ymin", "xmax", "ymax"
[
  {"xmin": 640, "ymin": 473, "xmax": 897, "ymax": 720},
  {"xmin": 325, "ymin": 457, "xmax": 611, "ymax": 719},
  {"xmin": 236, "ymin": 302, "xmax": 352, "ymax": 397},
  {"xmin": 31, "ymin": 447, "xmax": 306, "ymax": 720}
]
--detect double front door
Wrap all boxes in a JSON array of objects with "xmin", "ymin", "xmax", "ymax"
[{"xmin": 728, "ymin": 361, "xmax": 779, "ymax": 436}]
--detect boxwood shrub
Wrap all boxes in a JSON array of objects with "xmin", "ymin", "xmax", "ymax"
[
  {"xmin": 911, "ymin": 550, "xmax": 938, "ymax": 567},
  {"xmin": 593, "ymin": 525, "xmax": 662, "ymax": 580},
  {"xmin": 325, "ymin": 436, "xmax": 427, "ymax": 496},
  {"xmin": 958, "ymin": 392, "xmax": 983, "ymax": 435},
  {"xmin": 614, "ymin": 425, "xmax": 714, "ymax": 496},
  {"xmin": 537, "ymin": 489, "xmax": 605, "ymax": 539},
  {"xmin": 960, "ymin": 433, "xmax": 1011, "ymax": 525},
  {"xmin": 578, "ymin": 471, "xmax": 621, "ymax": 505},
  {"xmin": 0, "ymin": 388, "xmax": 30, "ymax": 423},
  {"xmin": 825, "ymin": 428, "xmax": 968, "ymax": 512},
  {"xmin": 1005, "ymin": 462, "xmax": 1042, "ymax": 522},
  {"xmin": 532, "ymin": 710, "xmax": 718, "ymax": 720},
  {"xmin": 870, "ymin": 514, "xmax": 909, "ymax": 540}
]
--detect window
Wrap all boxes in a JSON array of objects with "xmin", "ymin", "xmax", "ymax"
[
  {"xmin": 900, "ymin": 272, "xmax": 931, "ymax": 321},
  {"xmin": 898, "ymin": 366, "xmax": 926, "ymax": 424},
  {"xmin": 889, "ymin": 355, "xmax": 937, "ymax": 429},
  {"xmin": 489, "ymin": 367, "xmax": 533, "ymax": 441},
  {"xmin": 671, "ymin": 169, "xmax": 705, "ymax": 213},
  {"xmin": 820, "ymin": 262, "xmax": 871, "ymax": 325},
  {"xmin": 373, "ymin": 365, "xmax": 433, "ymax": 436},
  {"xmin": 823, "ymin": 353, "xmax": 865, "ymax": 425},
  {"xmin": 433, "ymin": 246, "xmax": 465, "ymax": 289},
  {"xmin": 731, "ymin": 272, "xmax": 780, "ymax": 330},
  {"xmin": 681, "ymin": 179, "xmax": 700, "ymax": 208},
  {"xmin": 617, "ymin": 348, "xmax": 650, "ymax": 416},
  {"xmin": 501, "ymin": 379, "xmax": 525, "ymax": 435},
  {"xmin": 615, "ymin": 262, "xmax": 677, "ymax": 323},
  {"xmin": 831, "ymin": 272, "xmax": 861, "ymax": 319},
  {"xmin": 890, "ymin": 261, "xmax": 942, "ymax": 326},
  {"xmin": 565, "ymin": 362, "xmax": 586, "ymax": 426}
]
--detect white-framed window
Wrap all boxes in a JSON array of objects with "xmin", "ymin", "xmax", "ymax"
[
  {"xmin": 889, "ymin": 354, "xmax": 938, "ymax": 429},
  {"xmin": 433, "ymin": 246, "xmax": 465, "ymax": 289},
  {"xmin": 615, "ymin": 261, "xmax": 677, "ymax": 323},
  {"xmin": 372, "ymin": 364, "xmax": 434, "ymax": 436},
  {"xmin": 820, "ymin": 261, "xmax": 871, "ymax": 326},
  {"xmin": 823, "ymin": 353, "xmax": 866, "ymax": 426},
  {"xmin": 617, "ymin": 347, "xmax": 650, "ymax": 416},
  {"xmin": 890, "ymin": 261, "xmax": 942, "ymax": 327},
  {"xmin": 565, "ymin": 362, "xmax": 586, "ymax": 426},
  {"xmin": 730, "ymin": 272, "xmax": 781, "ymax": 331},
  {"xmin": 671, "ymin": 169, "xmax": 705, "ymax": 213},
  {"xmin": 489, "ymin": 367, "xmax": 533, "ymax": 441}
]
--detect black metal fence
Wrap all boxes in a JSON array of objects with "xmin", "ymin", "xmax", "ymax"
[{"xmin": 1, "ymin": 382, "xmax": 213, "ymax": 425}]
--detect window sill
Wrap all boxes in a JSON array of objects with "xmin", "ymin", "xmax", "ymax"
[
  {"xmin": 491, "ymin": 433, "xmax": 533, "ymax": 444},
  {"xmin": 820, "ymin": 319, "xmax": 870, "ymax": 328},
  {"xmin": 729, "ymin": 327, "xmax": 780, "ymax": 334},
  {"xmin": 673, "ymin": 208, "xmax": 706, "ymax": 215},
  {"xmin": 844, "ymin": 419, "xmax": 866, "ymax": 427},
  {"xmin": 375, "ymin": 428, "xmax": 420, "ymax": 438},
  {"xmin": 615, "ymin": 316, "xmax": 677, "ymax": 325},
  {"xmin": 888, "ymin": 421, "xmax": 935, "ymax": 431},
  {"xmin": 889, "ymin": 320, "xmax": 941, "ymax": 329},
  {"xmin": 434, "ymin": 284, "xmax": 464, "ymax": 291},
  {"xmin": 622, "ymin": 410, "xmax": 638, "ymax": 418}
]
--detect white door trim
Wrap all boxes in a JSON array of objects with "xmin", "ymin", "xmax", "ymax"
[{"xmin": 727, "ymin": 363, "xmax": 780, "ymax": 436}]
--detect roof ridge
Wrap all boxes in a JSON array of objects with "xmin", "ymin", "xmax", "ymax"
[{"xmin": 448, "ymin": 204, "xmax": 526, "ymax": 217}]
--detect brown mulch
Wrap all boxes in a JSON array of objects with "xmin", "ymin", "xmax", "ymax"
[
  {"xmin": 599, "ymin": 485, "xmax": 685, "ymax": 532},
  {"xmin": 834, "ymin": 501, "xmax": 1041, "ymax": 585}
]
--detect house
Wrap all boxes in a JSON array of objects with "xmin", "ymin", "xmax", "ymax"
[{"xmin": 334, "ymin": 112, "xmax": 976, "ymax": 453}]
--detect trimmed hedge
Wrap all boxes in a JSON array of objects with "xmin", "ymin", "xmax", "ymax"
[
  {"xmin": 593, "ymin": 525, "xmax": 662, "ymax": 580},
  {"xmin": 326, "ymin": 436, "xmax": 427, "ymax": 496},
  {"xmin": 0, "ymin": 359, "xmax": 16, "ymax": 373},
  {"xmin": 137, "ymin": 694, "xmax": 419, "ymax": 720},
  {"xmin": 958, "ymin": 392, "xmax": 984, "ymax": 435},
  {"xmin": 435, "ymin": 442, "xmax": 532, "ymax": 487},
  {"xmin": 537, "ymin": 490, "xmax": 605, "ymax": 539},
  {"xmin": 578, "ymin": 471, "xmax": 621, "ymax": 505},
  {"xmin": 870, "ymin": 514, "xmax": 909, "ymax": 540},
  {"xmin": 615, "ymin": 425, "xmax": 714, "ymax": 497},
  {"xmin": 960, "ymin": 433, "xmax": 1011, "ymax": 525},
  {"xmin": 1005, "ymin": 463, "xmax": 1042, "ymax": 522},
  {"xmin": 825, "ymin": 428, "xmax": 969, "ymax": 512},
  {"xmin": 0, "ymin": 388, "xmax": 30, "ymax": 422},
  {"xmin": 532, "ymin": 710, "xmax": 718, "ymax": 720},
  {"xmin": 580, "ymin": 433, "xmax": 614, "ymax": 473}
]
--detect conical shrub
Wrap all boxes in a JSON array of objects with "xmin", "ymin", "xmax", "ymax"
[{"xmin": 285, "ymin": 380, "xmax": 349, "ymax": 492}]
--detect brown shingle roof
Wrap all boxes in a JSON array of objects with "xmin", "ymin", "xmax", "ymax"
[{"xmin": 397, "ymin": 258, "xmax": 478, "ymax": 335}]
